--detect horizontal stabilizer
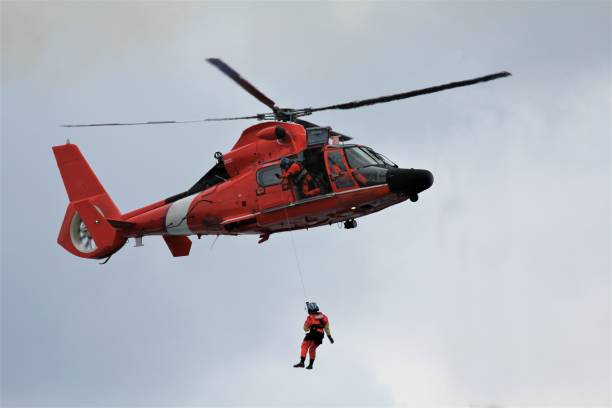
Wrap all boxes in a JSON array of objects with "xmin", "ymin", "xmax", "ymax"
[
  {"xmin": 107, "ymin": 219, "xmax": 136, "ymax": 229},
  {"xmin": 163, "ymin": 235, "xmax": 192, "ymax": 257}
]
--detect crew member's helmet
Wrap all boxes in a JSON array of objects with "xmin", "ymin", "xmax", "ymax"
[
  {"xmin": 306, "ymin": 302, "xmax": 319, "ymax": 314},
  {"xmin": 280, "ymin": 157, "xmax": 293, "ymax": 170}
]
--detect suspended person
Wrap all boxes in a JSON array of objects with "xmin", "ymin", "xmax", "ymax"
[
  {"xmin": 293, "ymin": 302, "xmax": 334, "ymax": 370},
  {"xmin": 280, "ymin": 157, "xmax": 321, "ymax": 199}
]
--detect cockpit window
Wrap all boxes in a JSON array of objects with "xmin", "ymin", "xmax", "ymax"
[
  {"xmin": 327, "ymin": 151, "xmax": 347, "ymax": 172},
  {"xmin": 327, "ymin": 150, "xmax": 355, "ymax": 189},
  {"xmin": 361, "ymin": 148, "xmax": 385, "ymax": 165},
  {"xmin": 345, "ymin": 147, "xmax": 380, "ymax": 168},
  {"xmin": 352, "ymin": 166, "xmax": 388, "ymax": 187},
  {"xmin": 366, "ymin": 147, "xmax": 397, "ymax": 167}
]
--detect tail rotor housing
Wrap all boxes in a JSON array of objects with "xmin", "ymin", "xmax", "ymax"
[{"xmin": 53, "ymin": 143, "xmax": 127, "ymax": 259}]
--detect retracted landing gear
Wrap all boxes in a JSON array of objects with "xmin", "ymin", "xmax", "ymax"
[
  {"xmin": 344, "ymin": 219, "xmax": 357, "ymax": 229},
  {"xmin": 409, "ymin": 194, "xmax": 419, "ymax": 202}
]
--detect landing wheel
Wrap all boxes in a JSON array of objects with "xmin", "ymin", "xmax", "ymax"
[
  {"xmin": 344, "ymin": 219, "xmax": 357, "ymax": 229},
  {"xmin": 409, "ymin": 194, "xmax": 419, "ymax": 202}
]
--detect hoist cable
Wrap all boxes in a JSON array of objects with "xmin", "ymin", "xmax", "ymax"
[{"xmin": 284, "ymin": 208, "xmax": 308, "ymax": 301}]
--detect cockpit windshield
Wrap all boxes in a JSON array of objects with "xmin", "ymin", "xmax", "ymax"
[
  {"xmin": 365, "ymin": 147, "xmax": 397, "ymax": 167},
  {"xmin": 340, "ymin": 146, "xmax": 389, "ymax": 188},
  {"xmin": 345, "ymin": 147, "xmax": 382, "ymax": 168},
  {"xmin": 345, "ymin": 146, "xmax": 397, "ymax": 169}
]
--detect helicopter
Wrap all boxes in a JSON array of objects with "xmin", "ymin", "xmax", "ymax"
[{"xmin": 53, "ymin": 58, "xmax": 510, "ymax": 260}]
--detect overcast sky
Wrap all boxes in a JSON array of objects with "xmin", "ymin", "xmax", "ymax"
[{"xmin": 1, "ymin": 1, "xmax": 610, "ymax": 407}]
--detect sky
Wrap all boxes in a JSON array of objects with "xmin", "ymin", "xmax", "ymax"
[{"xmin": 1, "ymin": 1, "xmax": 610, "ymax": 407}]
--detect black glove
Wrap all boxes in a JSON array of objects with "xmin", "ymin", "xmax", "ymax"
[{"xmin": 328, "ymin": 336, "xmax": 334, "ymax": 344}]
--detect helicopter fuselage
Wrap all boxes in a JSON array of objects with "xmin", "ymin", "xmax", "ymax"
[
  {"xmin": 53, "ymin": 121, "xmax": 433, "ymax": 259},
  {"xmin": 53, "ymin": 58, "xmax": 512, "ymax": 260}
]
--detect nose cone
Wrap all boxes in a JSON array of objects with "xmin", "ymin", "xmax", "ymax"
[{"xmin": 386, "ymin": 168, "xmax": 434, "ymax": 195}]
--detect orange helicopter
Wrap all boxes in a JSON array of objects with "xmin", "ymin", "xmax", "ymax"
[{"xmin": 54, "ymin": 59, "xmax": 510, "ymax": 261}]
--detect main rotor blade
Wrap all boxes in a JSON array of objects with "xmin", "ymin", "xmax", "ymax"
[
  {"xmin": 204, "ymin": 114, "xmax": 261, "ymax": 121},
  {"xmin": 309, "ymin": 71, "xmax": 511, "ymax": 113},
  {"xmin": 60, "ymin": 119, "xmax": 213, "ymax": 128},
  {"xmin": 206, "ymin": 58, "xmax": 277, "ymax": 110},
  {"xmin": 61, "ymin": 114, "xmax": 264, "ymax": 127}
]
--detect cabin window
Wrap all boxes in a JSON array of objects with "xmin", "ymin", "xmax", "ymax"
[{"xmin": 256, "ymin": 165, "xmax": 282, "ymax": 187}]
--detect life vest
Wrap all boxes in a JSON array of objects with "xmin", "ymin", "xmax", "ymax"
[
  {"xmin": 284, "ymin": 162, "xmax": 320, "ymax": 197},
  {"xmin": 306, "ymin": 313, "xmax": 328, "ymax": 333},
  {"xmin": 297, "ymin": 170, "xmax": 319, "ymax": 192}
]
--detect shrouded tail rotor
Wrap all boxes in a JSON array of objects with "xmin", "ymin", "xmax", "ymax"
[{"xmin": 71, "ymin": 211, "xmax": 97, "ymax": 253}]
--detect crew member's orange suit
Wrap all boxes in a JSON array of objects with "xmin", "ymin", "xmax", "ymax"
[
  {"xmin": 330, "ymin": 161, "xmax": 367, "ymax": 187},
  {"xmin": 300, "ymin": 312, "xmax": 331, "ymax": 361},
  {"xmin": 282, "ymin": 162, "xmax": 321, "ymax": 197}
]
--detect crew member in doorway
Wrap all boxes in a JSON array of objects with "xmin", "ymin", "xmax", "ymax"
[
  {"xmin": 293, "ymin": 302, "xmax": 334, "ymax": 369},
  {"xmin": 280, "ymin": 157, "xmax": 321, "ymax": 198}
]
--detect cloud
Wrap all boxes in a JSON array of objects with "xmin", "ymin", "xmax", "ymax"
[{"xmin": 1, "ymin": 1, "xmax": 610, "ymax": 406}]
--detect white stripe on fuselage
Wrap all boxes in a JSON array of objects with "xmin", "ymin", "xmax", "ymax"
[{"xmin": 165, "ymin": 194, "xmax": 196, "ymax": 235}]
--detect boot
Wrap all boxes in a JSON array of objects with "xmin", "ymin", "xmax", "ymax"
[
  {"xmin": 293, "ymin": 357, "xmax": 305, "ymax": 368},
  {"xmin": 306, "ymin": 359, "xmax": 315, "ymax": 370}
]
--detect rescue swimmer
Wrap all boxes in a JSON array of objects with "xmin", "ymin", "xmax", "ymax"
[
  {"xmin": 293, "ymin": 302, "xmax": 334, "ymax": 370},
  {"xmin": 280, "ymin": 157, "xmax": 321, "ymax": 199}
]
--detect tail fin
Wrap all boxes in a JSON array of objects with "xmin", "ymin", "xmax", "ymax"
[{"xmin": 53, "ymin": 143, "xmax": 126, "ymax": 259}]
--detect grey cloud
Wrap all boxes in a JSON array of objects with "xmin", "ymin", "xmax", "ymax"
[{"xmin": 1, "ymin": 1, "xmax": 610, "ymax": 406}]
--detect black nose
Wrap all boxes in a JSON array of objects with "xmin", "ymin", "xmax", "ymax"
[{"xmin": 386, "ymin": 168, "xmax": 434, "ymax": 195}]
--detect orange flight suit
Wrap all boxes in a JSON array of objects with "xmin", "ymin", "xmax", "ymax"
[
  {"xmin": 282, "ymin": 162, "xmax": 320, "ymax": 198},
  {"xmin": 300, "ymin": 313, "xmax": 330, "ymax": 360}
]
